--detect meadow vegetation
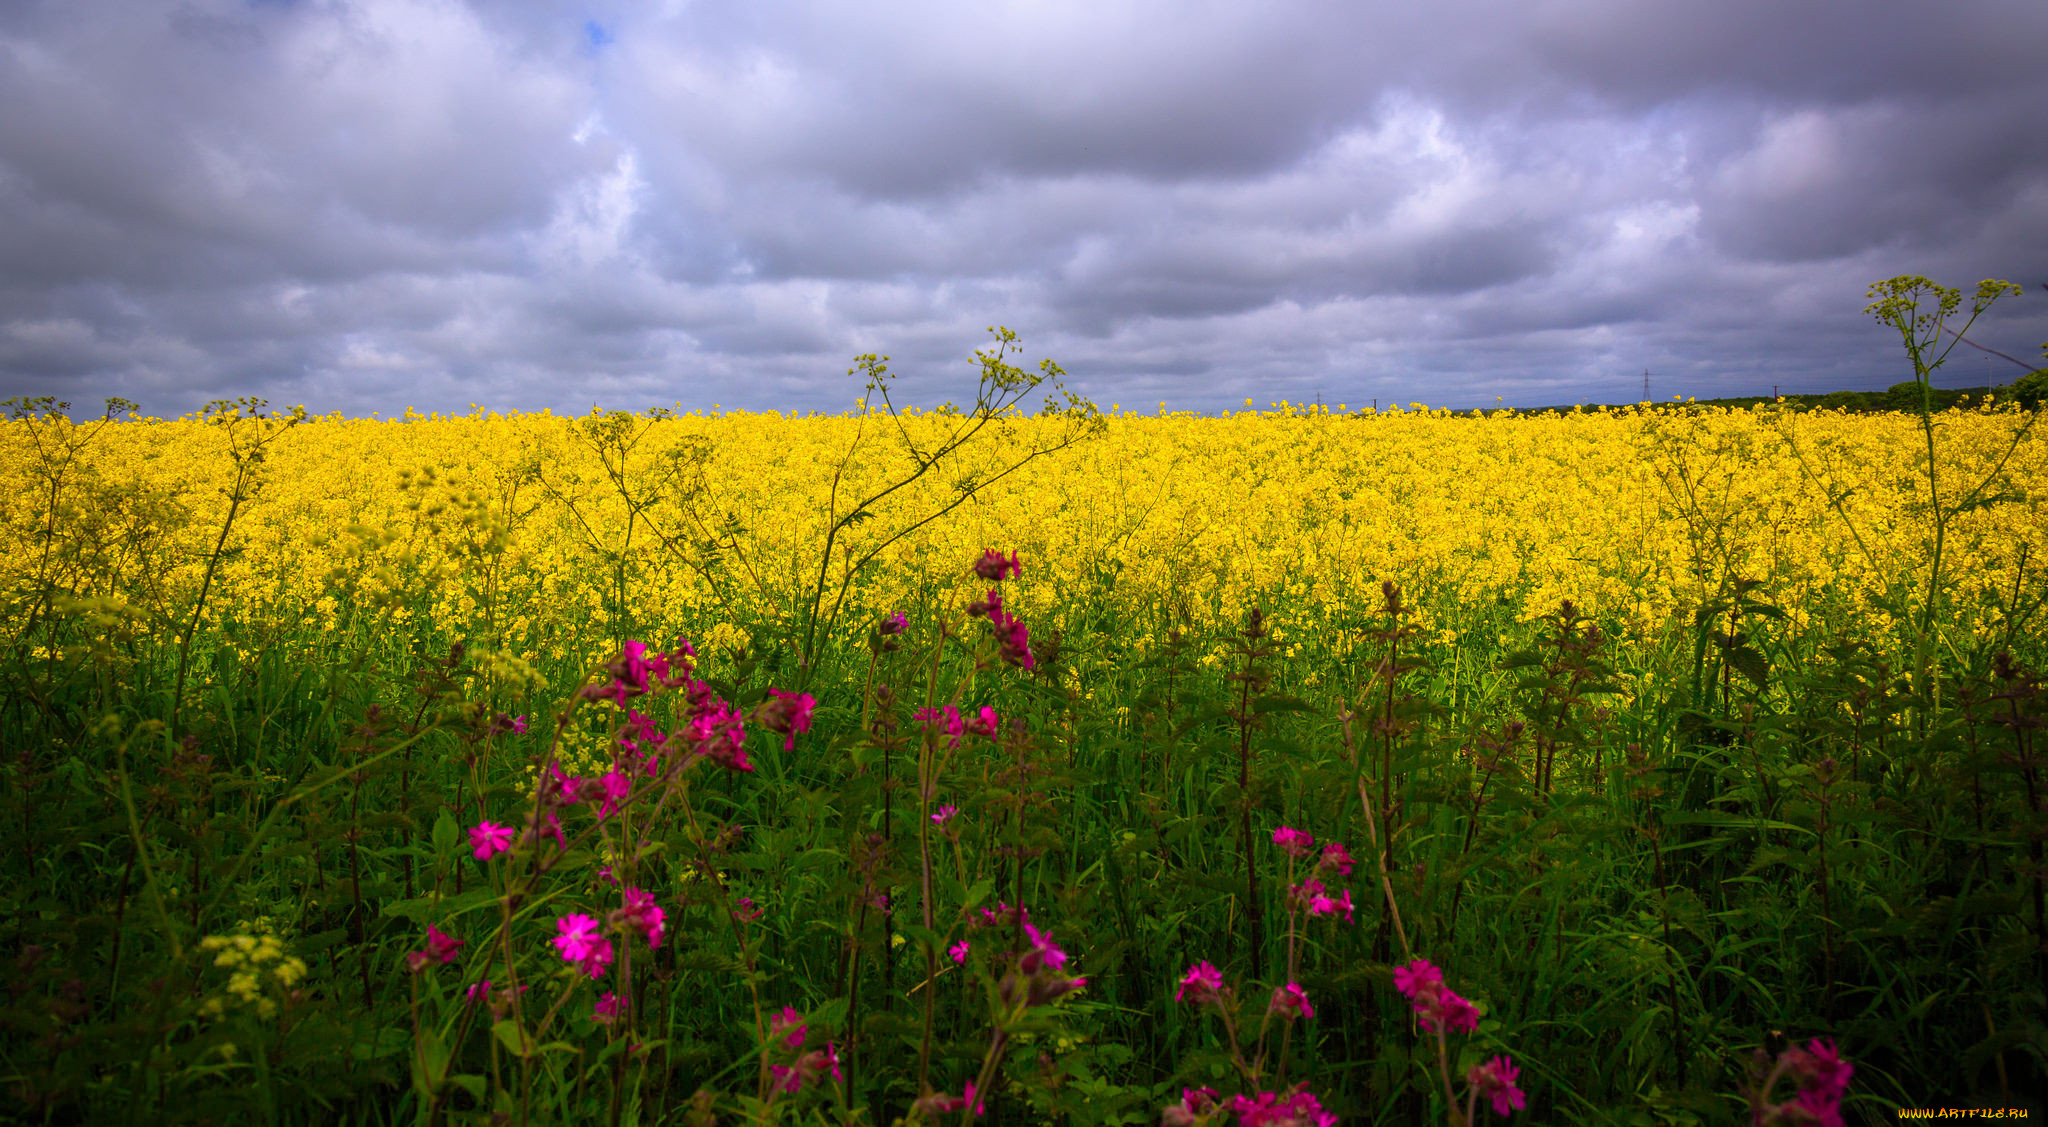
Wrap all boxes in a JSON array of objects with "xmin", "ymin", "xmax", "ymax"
[{"xmin": 2, "ymin": 287, "xmax": 2045, "ymax": 1125}]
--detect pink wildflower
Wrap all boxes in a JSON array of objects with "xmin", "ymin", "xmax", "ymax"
[
  {"xmin": 1002, "ymin": 915, "xmax": 1086, "ymax": 1006},
  {"xmin": 994, "ymin": 614, "xmax": 1035, "ymax": 670},
  {"xmin": 880, "ymin": 611, "xmax": 908, "ymax": 635},
  {"xmin": 596, "ymin": 769, "xmax": 633, "ymax": 819},
  {"xmin": 932, "ymin": 804, "xmax": 959, "ymax": 825},
  {"xmin": 756, "ymin": 688, "xmax": 815, "ymax": 752},
  {"xmin": 1394, "ymin": 957, "xmax": 1479, "ymax": 1033},
  {"xmin": 769, "ymin": 1042, "xmax": 842, "ymax": 1093},
  {"xmin": 546, "ymin": 762, "xmax": 584, "ymax": 805},
  {"xmin": 593, "ymin": 991, "xmax": 628, "ymax": 1024},
  {"xmin": 617, "ymin": 710, "xmax": 667, "ymax": 772},
  {"xmin": 1393, "ymin": 958, "xmax": 1445, "ymax": 998},
  {"xmin": 464, "ymin": 980, "xmax": 492, "ymax": 1003},
  {"xmin": 964, "ymin": 705, "xmax": 1000, "ymax": 739},
  {"xmin": 524, "ymin": 808, "xmax": 565, "ymax": 850},
  {"xmin": 1786, "ymin": 1038, "xmax": 1853, "ymax": 1100},
  {"xmin": 1467, "ymin": 1055, "xmax": 1526, "ymax": 1117},
  {"xmin": 915, "ymin": 1081, "xmax": 986, "ymax": 1116},
  {"xmin": 734, "ymin": 897, "xmax": 763, "ymax": 922},
  {"xmin": 1175, "ymin": 961, "xmax": 1224, "ymax": 1005},
  {"xmin": 1018, "ymin": 922, "xmax": 1070, "ymax": 973},
  {"xmin": 913, "ymin": 704, "xmax": 967, "ymax": 749},
  {"xmin": 1756, "ymin": 1038, "xmax": 1853, "ymax": 1127},
  {"xmin": 575, "ymin": 937, "xmax": 614, "ymax": 978},
  {"xmin": 469, "ymin": 821, "xmax": 513, "ymax": 861},
  {"xmin": 971, "ymin": 549, "xmax": 1022, "ymax": 581},
  {"xmin": 554, "ymin": 914, "xmax": 605, "ymax": 965},
  {"xmin": 1227, "ymin": 1088, "xmax": 1336, "ymax": 1127},
  {"xmin": 1272, "ymin": 826, "xmax": 1315, "ymax": 857},
  {"xmin": 769, "ymin": 1005, "xmax": 807, "ymax": 1049},
  {"xmin": 405, "ymin": 923, "xmax": 464, "ymax": 971},
  {"xmin": 1161, "ymin": 1086, "xmax": 1220, "ymax": 1127},
  {"xmin": 616, "ymin": 887, "xmax": 666, "ymax": 949},
  {"xmin": 1269, "ymin": 982, "xmax": 1314, "ymax": 1021},
  {"xmin": 1319, "ymin": 841, "xmax": 1355, "ymax": 876},
  {"xmin": 689, "ymin": 700, "xmax": 753, "ymax": 772},
  {"xmin": 511, "ymin": 714, "xmax": 529, "ymax": 735},
  {"xmin": 949, "ymin": 940, "xmax": 970, "ymax": 965}
]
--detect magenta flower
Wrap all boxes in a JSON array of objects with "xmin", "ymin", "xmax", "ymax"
[
  {"xmin": 1467, "ymin": 1055, "xmax": 1526, "ymax": 1117},
  {"xmin": 1393, "ymin": 957, "xmax": 1445, "ymax": 998},
  {"xmin": 1756, "ymin": 1038, "xmax": 1853, "ymax": 1127},
  {"xmin": 593, "ymin": 991, "xmax": 628, "ymax": 1024},
  {"xmin": 932, "ymin": 804, "xmax": 959, "ymax": 825},
  {"xmin": 554, "ymin": 914, "xmax": 602, "ymax": 962},
  {"xmin": 689, "ymin": 700, "xmax": 753, "ymax": 772},
  {"xmin": 464, "ymin": 979, "xmax": 492, "ymax": 1003},
  {"xmin": 949, "ymin": 940, "xmax": 970, "ymax": 965},
  {"xmin": 511, "ymin": 714, "xmax": 529, "ymax": 735},
  {"xmin": 1269, "ymin": 982, "xmax": 1314, "ymax": 1021},
  {"xmin": 406, "ymin": 923, "xmax": 464, "ymax": 971},
  {"xmin": 964, "ymin": 705, "xmax": 1000, "ymax": 739},
  {"xmin": 971, "ymin": 589, "xmax": 1037, "ymax": 669},
  {"xmin": 524, "ymin": 808, "xmax": 566, "ymax": 849},
  {"xmin": 1175, "ymin": 961, "xmax": 1224, "ymax": 1005},
  {"xmin": 770, "ymin": 1005, "xmax": 807, "ymax": 1049},
  {"xmin": 769, "ymin": 1042, "xmax": 842, "ymax": 1093},
  {"xmin": 469, "ymin": 821, "xmax": 513, "ymax": 861},
  {"xmin": 618, "ymin": 710, "xmax": 667, "ymax": 760},
  {"xmin": 734, "ymin": 897, "xmax": 763, "ymax": 922},
  {"xmin": 971, "ymin": 549, "xmax": 1022, "ymax": 581},
  {"xmin": 615, "ymin": 887, "xmax": 666, "ymax": 949},
  {"xmin": 1394, "ymin": 957, "xmax": 1478, "ymax": 1033},
  {"xmin": 757, "ymin": 688, "xmax": 816, "ymax": 752},
  {"xmin": 994, "ymin": 615, "xmax": 1035, "ymax": 670},
  {"xmin": 1227, "ymin": 1088, "xmax": 1336, "ymax": 1127},
  {"xmin": 1160, "ymin": 1087, "xmax": 1220, "ymax": 1127},
  {"xmin": 1272, "ymin": 826, "xmax": 1315, "ymax": 857},
  {"xmin": 913, "ymin": 704, "xmax": 967, "ymax": 749},
  {"xmin": 1787, "ymin": 1038, "xmax": 1853, "ymax": 1099},
  {"xmin": 596, "ymin": 769, "xmax": 633, "ymax": 819},
  {"xmin": 915, "ymin": 1081, "xmax": 985, "ymax": 1116},
  {"xmin": 1319, "ymin": 841, "xmax": 1355, "ymax": 876},
  {"xmin": 880, "ymin": 611, "xmax": 908, "ymax": 635},
  {"xmin": 575, "ymin": 937, "xmax": 615, "ymax": 978},
  {"xmin": 1018, "ymin": 922, "xmax": 1070, "ymax": 973},
  {"xmin": 1000, "ymin": 914, "xmax": 1086, "ymax": 1006}
]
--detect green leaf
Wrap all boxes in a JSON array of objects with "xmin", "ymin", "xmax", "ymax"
[
  {"xmin": 1252, "ymin": 695, "xmax": 1318, "ymax": 716},
  {"xmin": 413, "ymin": 1029, "xmax": 449, "ymax": 1098},
  {"xmin": 432, "ymin": 810, "xmax": 459, "ymax": 856},
  {"xmin": 493, "ymin": 1020, "xmax": 535, "ymax": 1059},
  {"xmin": 351, "ymin": 1026, "xmax": 410, "ymax": 1061}
]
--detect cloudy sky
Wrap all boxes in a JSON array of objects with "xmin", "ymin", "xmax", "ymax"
[{"xmin": 2, "ymin": 0, "xmax": 2045, "ymax": 419}]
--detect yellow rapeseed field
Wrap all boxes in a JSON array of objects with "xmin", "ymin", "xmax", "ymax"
[{"xmin": 3, "ymin": 401, "xmax": 2041, "ymax": 678}]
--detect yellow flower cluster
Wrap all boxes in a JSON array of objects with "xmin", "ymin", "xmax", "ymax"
[
  {"xmin": 196, "ymin": 918, "xmax": 307, "ymax": 1020},
  {"xmin": 2, "ymin": 401, "xmax": 2040, "ymax": 671}
]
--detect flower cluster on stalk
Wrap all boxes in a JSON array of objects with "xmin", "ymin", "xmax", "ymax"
[
  {"xmin": 1393, "ymin": 957, "xmax": 1480, "ymax": 1035},
  {"xmin": 765, "ymin": 1006, "xmax": 842, "ymax": 1095},
  {"xmin": 1747, "ymin": 1037, "xmax": 1853, "ymax": 1127}
]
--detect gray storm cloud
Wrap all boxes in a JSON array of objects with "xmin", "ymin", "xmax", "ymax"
[{"xmin": 1, "ymin": 0, "xmax": 2043, "ymax": 418}]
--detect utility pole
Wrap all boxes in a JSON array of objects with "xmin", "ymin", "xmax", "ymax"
[{"xmin": 1642, "ymin": 369, "xmax": 1650, "ymax": 400}]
